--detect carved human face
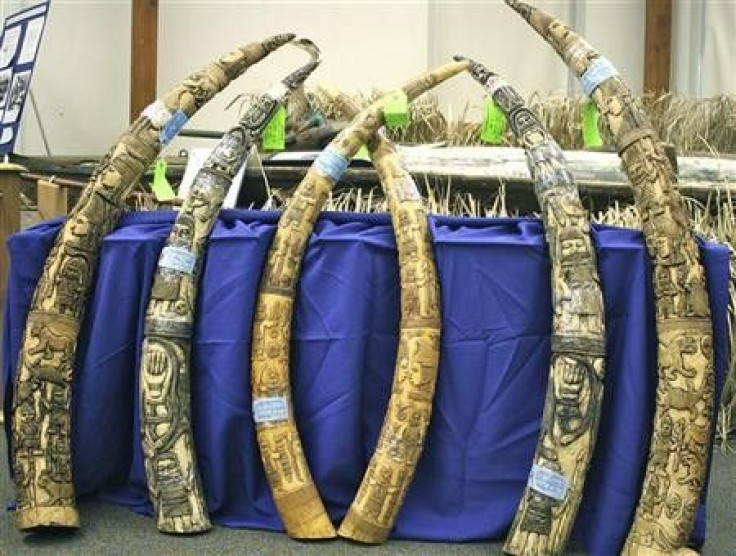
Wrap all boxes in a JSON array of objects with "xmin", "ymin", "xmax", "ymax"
[
  {"xmin": 659, "ymin": 413, "xmax": 673, "ymax": 440},
  {"xmin": 172, "ymin": 218, "xmax": 194, "ymax": 243},
  {"xmin": 379, "ymin": 466, "xmax": 392, "ymax": 481},
  {"xmin": 71, "ymin": 214, "xmax": 92, "ymax": 236},
  {"xmin": 214, "ymin": 130, "xmax": 245, "ymax": 164},
  {"xmin": 664, "ymin": 494, "xmax": 682, "ymax": 520},
  {"xmin": 654, "ymin": 234, "xmax": 673, "ymax": 259},
  {"xmin": 560, "ymin": 235, "xmax": 588, "ymax": 262},
  {"xmin": 27, "ymin": 324, "xmax": 70, "ymax": 372},
  {"xmin": 156, "ymin": 454, "xmax": 181, "ymax": 481}
]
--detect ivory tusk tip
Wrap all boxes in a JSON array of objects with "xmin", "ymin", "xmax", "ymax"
[
  {"xmin": 337, "ymin": 510, "xmax": 391, "ymax": 545},
  {"xmin": 504, "ymin": 0, "xmax": 555, "ymax": 38},
  {"xmin": 504, "ymin": 0, "xmax": 529, "ymax": 16},
  {"xmin": 288, "ymin": 526, "xmax": 338, "ymax": 541},
  {"xmin": 156, "ymin": 517, "xmax": 212, "ymax": 535},
  {"xmin": 15, "ymin": 506, "xmax": 81, "ymax": 532},
  {"xmin": 264, "ymin": 33, "xmax": 296, "ymax": 52}
]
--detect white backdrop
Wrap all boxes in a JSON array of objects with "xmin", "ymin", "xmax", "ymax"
[{"xmin": 0, "ymin": 0, "xmax": 732, "ymax": 155}]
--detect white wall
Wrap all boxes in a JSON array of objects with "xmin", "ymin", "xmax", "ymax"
[
  {"xmin": 7, "ymin": 0, "xmax": 130, "ymax": 156},
  {"xmin": 157, "ymin": 0, "xmax": 429, "ymax": 154},
  {"xmin": 672, "ymin": 0, "xmax": 736, "ymax": 97},
  {"xmin": 1, "ymin": 0, "xmax": 729, "ymax": 156}
]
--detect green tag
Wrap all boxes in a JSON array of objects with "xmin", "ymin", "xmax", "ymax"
[
  {"xmin": 582, "ymin": 100, "xmax": 603, "ymax": 148},
  {"xmin": 480, "ymin": 97, "xmax": 507, "ymax": 145},
  {"xmin": 151, "ymin": 158, "xmax": 175, "ymax": 202},
  {"xmin": 383, "ymin": 90, "xmax": 410, "ymax": 128},
  {"xmin": 261, "ymin": 105, "xmax": 286, "ymax": 151},
  {"xmin": 353, "ymin": 144, "xmax": 371, "ymax": 161}
]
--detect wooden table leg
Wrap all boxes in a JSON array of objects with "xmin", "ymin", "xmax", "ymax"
[{"xmin": 0, "ymin": 163, "xmax": 27, "ymax": 314}]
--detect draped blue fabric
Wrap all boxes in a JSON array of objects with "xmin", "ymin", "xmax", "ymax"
[{"xmin": 2, "ymin": 210, "xmax": 730, "ymax": 554}]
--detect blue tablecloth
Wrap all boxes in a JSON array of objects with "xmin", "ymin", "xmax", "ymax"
[{"xmin": 2, "ymin": 210, "xmax": 730, "ymax": 553}]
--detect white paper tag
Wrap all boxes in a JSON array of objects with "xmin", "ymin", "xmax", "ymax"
[
  {"xmin": 159, "ymin": 246, "xmax": 196, "ymax": 274},
  {"xmin": 580, "ymin": 57, "xmax": 619, "ymax": 97},
  {"xmin": 528, "ymin": 464, "xmax": 569, "ymax": 501},
  {"xmin": 266, "ymin": 81, "xmax": 289, "ymax": 101},
  {"xmin": 484, "ymin": 75, "xmax": 508, "ymax": 96},
  {"xmin": 253, "ymin": 397, "xmax": 289, "ymax": 423},
  {"xmin": 142, "ymin": 100, "xmax": 172, "ymax": 128}
]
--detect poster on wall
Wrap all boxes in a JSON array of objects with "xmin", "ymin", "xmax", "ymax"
[{"xmin": 0, "ymin": 1, "xmax": 50, "ymax": 154}]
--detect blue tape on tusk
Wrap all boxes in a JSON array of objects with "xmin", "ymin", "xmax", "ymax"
[
  {"xmin": 580, "ymin": 57, "xmax": 619, "ymax": 97},
  {"xmin": 314, "ymin": 146, "xmax": 350, "ymax": 182}
]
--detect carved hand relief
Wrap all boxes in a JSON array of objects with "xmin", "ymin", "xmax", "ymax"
[
  {"xmin": 140, "ymin": 39, "xmax": 321, "ymax": 534},
  {"xmin": 11, "ymin": 35, "xmax": 295, "ymax": 532},
  {"xmin": 456, "ymin": 56, "xmax": 606, "ymax": 555},
  {"xmin": 504, "ymin": 3, "xmax": 715, "ymax": 554}
]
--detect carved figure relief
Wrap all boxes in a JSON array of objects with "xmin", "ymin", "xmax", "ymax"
[
  {"xmin": 459, "ymin": 57, "xmax": 607, "ymax": 555},
  {"xmin": 505, "ymin": 2, "xmax": 715, "ymax": 553},
  {"xmin": 251, "ymin": 61, "xmax": 469, "ymax": 541},
  {"xmin": 140, "ymin": 38, "xmax": 321, "ymax": 534},
  {"xmin": 10, "ymin": 34, "xmax": 296, "ymax": 532}
]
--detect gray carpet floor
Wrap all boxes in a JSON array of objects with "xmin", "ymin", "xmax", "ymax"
[{"xmin": 0, "ymin": 431, "xmax": 733, "ymax": 554}]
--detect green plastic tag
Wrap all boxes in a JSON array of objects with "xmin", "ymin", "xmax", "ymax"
[
  {"xmin": 480, "ymin": 97, "xmax": 507, "ymax": 145},
  {"xmin": 582, "ymin": 100, "xmax": 603, "ymax": 148},
  {"xmin": 383, "ymin": 90, "xmax": 410, "ymax": 128},
  {"xmin": 151, "ymin": 158, "xmax": 175, "ymax": 202},
  {"xmin": 353, "ymin": 144, "xmax": 371, "ymax": 161},
  {"xmin": 261, "ymin": 105, "xmax": 286, "ymax": 151}
]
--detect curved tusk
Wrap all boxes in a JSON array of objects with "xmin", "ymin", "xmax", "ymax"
[
  {"xmin": 250, "ymin": 59, "xmax": 469, "ymax": 540},
  {"xmin": 10, "ymin": 33, "xmax": 295, "ymax": 533},
  {"xmin": 320, "ymin": 89, "xmax": 442, "ymax": 544},
  {"xmin": 140, "ymin": 38, "xmax": 320, "ymax": 535},
  {"xmin": 506, "ymin": 2, "xmax": 714, "ymax": 554},
  {"xmin": 456, "ymin": 55, "xmax": 606, "ymax": 555}
]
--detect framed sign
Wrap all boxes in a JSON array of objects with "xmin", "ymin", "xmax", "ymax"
[{"xmin": 0, "ymin": 1, "xmax": 50, "ymax": 154}]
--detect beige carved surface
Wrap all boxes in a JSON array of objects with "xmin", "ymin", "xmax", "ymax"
[
  {"xmin": 321, "ymin": 92, "xmax": 442, "ymax": 544},
  {"xmin": 506, "ymin": 2, "xmax": 715, "ymax": 554},
  {"xmin": 140, "ymin": 39, "xmax": 319, "ymax": 535},
  {"xmin": 459, "ymin": 58, "xmax": 606, "ymax": 555},
  {"xmin": 251, "ymin": 60, "xmax": 469, "ymax": 540},
  {"xmin": 10, "ymin": 34, "xmax": 294, "ymax": 532}
]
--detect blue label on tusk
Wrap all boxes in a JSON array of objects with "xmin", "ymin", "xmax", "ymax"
[
  {"xmin": 253, "ymin": 397, "xmax": 289, "ymax": 423},
  {"xmin": 528, "ymin": 464, "xmax": 569, "ymax": 501},
  {"xmin": 314, "ymin": 146, "xmax": 350, "ymax": 182},
  {"xmin": 159, "ymin": 246, "xmax": 196, "ymax": 274},
  {"xmin": 159, "ymin": 109, "xmax": 189, "ymax": 146},
  {"xmin": 580, "ymin": 57, "xmax": 619, "ymax": 97}
]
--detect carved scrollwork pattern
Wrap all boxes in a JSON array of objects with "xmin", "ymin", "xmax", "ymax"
[
  {"xmin": 462, "ymin": 58, "xmax": 606, "ymax": 555},
  {"xmin": 251, "ymin": 60, "xmax": 469, "ymax": 540},
  {"xmin": 505, "ymin": 3, "xmax": 714, "ymax": 554},
  {"xmin": 10, "ymin": 34, "xmax": 294, "ymax": 532}
]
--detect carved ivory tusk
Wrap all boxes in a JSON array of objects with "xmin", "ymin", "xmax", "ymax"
[
  {"xmin": 457, "ymin": 55, "xmax": 606, "ymax": 555},
  {"xmin": 10, "ymin": 33, "xmax": 295, "ymax": 532},
  {"xmin": 505, "ymin": 2, "xmax": 714, "ymax": 554},
  {"xmin": 250, "ymin": 59, "xmax": 469, "ymax": 540},
  {"xmin": 140, "ymin": 38, "xmax": 320, "ymax": 535},
  {"xmin": 318, "ymin": 88, "xmax": 442, "ymax": 544}
]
